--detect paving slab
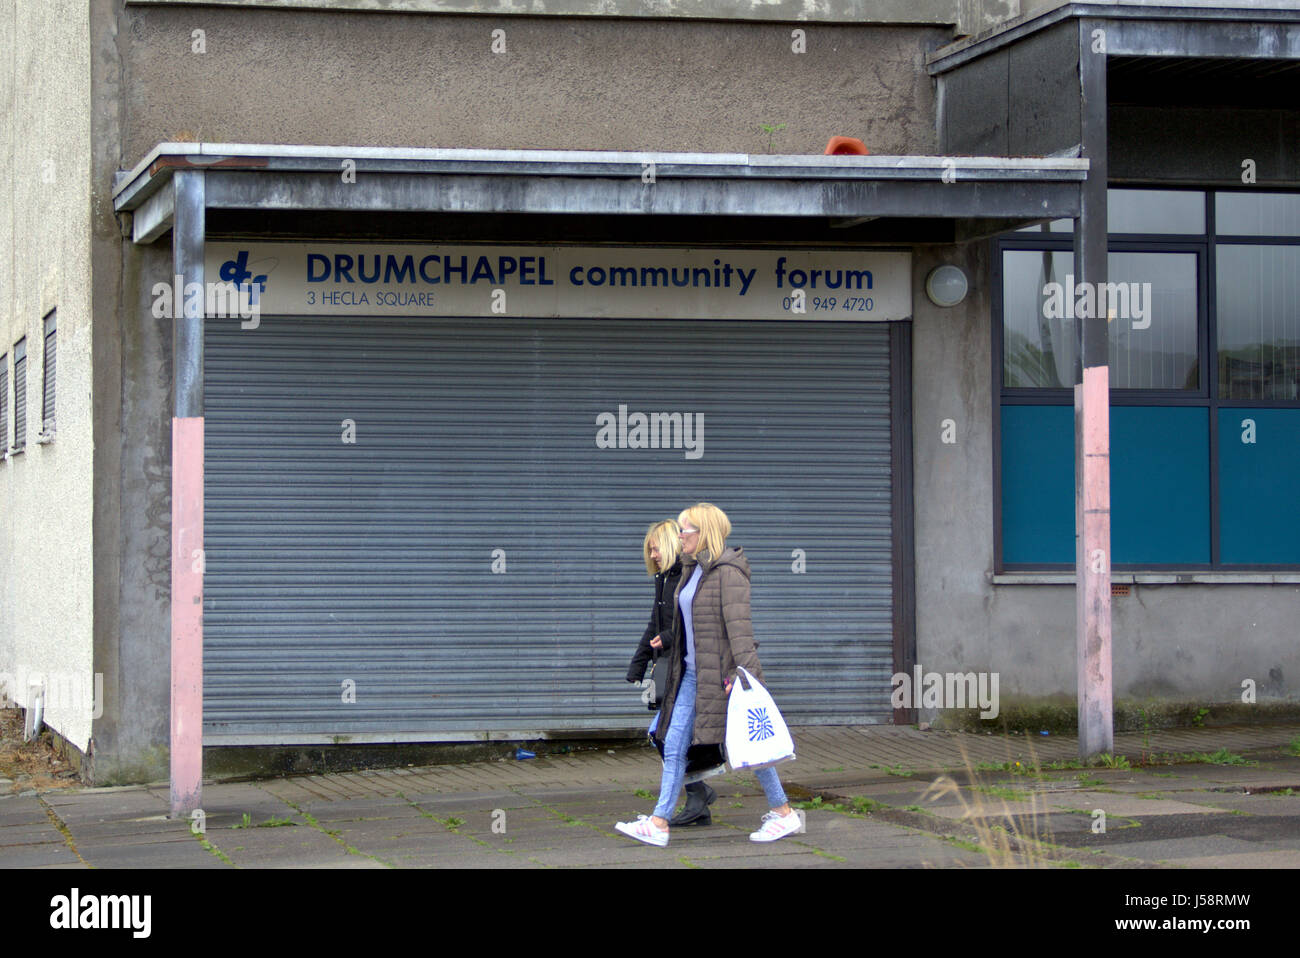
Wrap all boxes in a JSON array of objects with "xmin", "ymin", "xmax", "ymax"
[
  {"xmin": 1172, "ymin": 792, "xmax": 1300, "ymax": 815},
  {"xmin": 293, "ymin": 801, "xmax": 431, "ymax": 825},
  {"xmin": 0, "ymin": 798, "xmax": 53, "ymax": 827},
  {"xmin": 1053, "ymin": 792, "xmax": 1232, "ymax": 817},
  {"xmin": 80, "ymin": 840, "xmax": 230, "ymax": 868},
  {"xmin": 276, "ymin": 858, "xmax": 391, "ymax": 869},
  {"xmin": 41, "ymin": 790, "xmax": 168, "ymax": 815},
  {"xmin": 68, "ymin": 826, "xmax": 202, "ymax": 849},
  {"xmin": 1173, "ymin": 849, "xmax": 1300, "ymax": 868},
  {"xmin": 0, "ymin": 823, "xmax": 67, "ymax": 845},
  {"xmin": 1095, "ymin": 834, "xmax": 1263, "ymax": 861},
  {"xmin": 3, "ymin": 846, "xmax": 84, "ymax": 867},
  {"xmin": 28, "ymin": 862, "xmax": 93, "ymax": 869},
  {"xmin": 206, "ymin": 826, "xmax": 358, "ymax": 867}
]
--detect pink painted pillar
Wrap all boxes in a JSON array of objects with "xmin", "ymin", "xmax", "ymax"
[
  {"xmin": 170, "ymin": 168, "xmax": 206, "ymax": 818},
  {"xmin": 1075, "ymin": 367, "xmax": 1113, "ymax": 757},
  {"xmin": 171, "ymin": 417, "xmax": 204, "ymax": 817},
  {"xmin": 1074, "ymin": 18, "xmax": 1114, "ymax": 758}
]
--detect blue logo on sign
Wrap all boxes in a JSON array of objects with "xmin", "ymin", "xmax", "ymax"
[
  {"xmin": 218, "ymin": 250, "xmax": 270, "ymax": 302},
  {"xmin": 747, "ymin": 707, "xmax": 775, "ymax": 742}
]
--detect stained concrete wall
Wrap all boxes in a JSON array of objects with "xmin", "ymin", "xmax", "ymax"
[
  {"xmin": 0, "ymin": 1, "xmax": 97, "ymax": 754},
  {"xmin": 125, "ymin": 0, "xmax": 1021, "ymax": 38},
  {"xmin": 910, "ymin": 242, "xmax": 1300, "ymax": 727},
  {"xmin": 118, "ymin": 6, "xmax": 947, "ymax": 161}
]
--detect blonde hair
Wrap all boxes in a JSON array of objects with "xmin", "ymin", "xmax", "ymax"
[
  {"xmin": 643, "ymin": 520, "xmax": 681, "ymax": 575},
  {"xmin": 677, "ymin": 502, "xmax": 731, "ymax": 563}
]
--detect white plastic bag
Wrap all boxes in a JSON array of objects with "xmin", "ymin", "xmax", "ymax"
[{"xmin": 725, "ymin": 667, "xmax": 795, "ymax": 771}]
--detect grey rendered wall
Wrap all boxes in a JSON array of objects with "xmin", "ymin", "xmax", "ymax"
[
  {"xmin": 91, "ymin": 231, "xmax": 175, "ymax": 786},
  {"xmin": 938, "ymin": 16, "xmax": 1081, "ymax": 158},
  {"xmin": 128, "ymin": 0, "xmax": 1021, "ymax": 37},
  {"xmin": 910, "ymin": 242, "xmax": 1300, "ymax": 725},
  {"xmin": 84, "ymin": 1, "xmax": 176, "ymax": 785},
  {"xmin": 118, "ymin": 6, "xmax": 946, "ymax": 160}
]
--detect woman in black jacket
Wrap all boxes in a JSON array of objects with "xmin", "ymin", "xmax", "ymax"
[
  {"xmin": 626, "ymin": 519, "xmax": 683, "ymax": 688},
  {"xmin": 626, "ymin": 520, "xmax": 718, "ymax": 826}
]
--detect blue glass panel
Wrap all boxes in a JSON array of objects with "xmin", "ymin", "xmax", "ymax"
[
  {"xmin": 1218, "ymin": 408, "xmax": 1300, "ymax": 564},
  {"xmin": 1110, "ymin": 407, "xmax": 1210, "ymax": 565},
  {"xmin": 1001, "ymin": 405, "xmax": 1074, "ymax": 565},
  {"xmin": 1002, "ymin": 406, "xmax": 1210, "ymax": 566}
]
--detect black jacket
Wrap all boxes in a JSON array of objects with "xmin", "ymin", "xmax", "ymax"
[{"xmin": 626, "ymin": 558, "xmax": 683, "ymax": 683}]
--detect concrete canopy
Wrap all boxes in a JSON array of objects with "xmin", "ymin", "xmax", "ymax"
[{"xmin": 112, "ymin": 144, "xmax": 1088, "ymax": 245}]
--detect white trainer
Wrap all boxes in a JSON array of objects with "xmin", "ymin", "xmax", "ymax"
[
  {"xmin": 749, "ymin": 809, "xmax": 802, "ymax": 843},
  {"xmin": 615, "ymin": 814, "xmax": 669, "ymax": 847}
]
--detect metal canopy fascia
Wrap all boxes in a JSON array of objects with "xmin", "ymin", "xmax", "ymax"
[
  {"xmin": 928, "ymin": 2, "xmax": 1300, "ymax": 73},
  {"xmin": 112, "ymin": 144, "xmax": 1088, "ymax": 242}
]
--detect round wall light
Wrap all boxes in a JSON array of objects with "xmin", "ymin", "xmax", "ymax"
[{"xmin": 925, "ymin": 264, "xmax": 969, "ymax": 308}]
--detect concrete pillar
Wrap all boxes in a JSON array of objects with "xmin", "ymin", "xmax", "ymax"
[
  {"xmin": 170, "ymin": 170, "xmax": 205, "ymax": 817},
  {"xmin": 1074, "ymin": 20, "xmax": 1113, "ymax": 760}
]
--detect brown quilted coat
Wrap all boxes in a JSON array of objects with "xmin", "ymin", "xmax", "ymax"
[{"xmin": 652, "ymin": 546, "xmax": 766, "ymax": 749}]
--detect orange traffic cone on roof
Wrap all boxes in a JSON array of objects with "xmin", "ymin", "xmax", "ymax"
[{"xmin": 824, "ymin": 136, "xmax": 869, "ymax": 155}]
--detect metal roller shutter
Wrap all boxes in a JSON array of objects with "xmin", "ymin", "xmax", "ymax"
[{"xmin": 203, "ymin": 315, "xmax": 895, "ymax": 742}]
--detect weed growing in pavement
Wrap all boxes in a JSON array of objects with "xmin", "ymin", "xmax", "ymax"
[
  {"xmin": 197, "ymin": 836, "xmax": 235, "ymax": 867},
  {"xmin": 232, "ymin": 813, "xmax": 252, "ymax": 829},
  {"xmin": 1097, "ymin": 753, "xmax": 1131, "ymax": 769},
  {"xmin": 792, "ymin": 796, "xmax": 845, "ymax": 813},
  {"xmin": 1193, "ymin": 748, "xmax": 1254, "ymax": 766},
  {"xmin": 1286, "ymin": 736, "xmax": 1300, "ymax": 757},
  {"xmin": 1191, "ymin": 707, "xmax": 1211, "ymax": 727},
  {"xmin": 851, "ymin": 796, "xmax": 886, "ymax": 814},
  {"xmin": 810, "ymin": 848, "xmax": 848, "ymax": 862},
  {"xmin": 792, "ymin": 794, "xmax": 884, "ymax": 817},
  {"xmin": 976, "ymin": 760, "xmax": 1055, "ymax": 778},
  {"xmin": 947, "ymin": 836, "xmax": 986, "ymax": 855},
  {"xmin": 444, "ymin": 816, "xmax": 465, "ymax": 830},
  {"xmin": 920, "ymin": 740, "xmax": 1057, "ymax": 868},
  {"xmin": 1137, "ymin": 707, "xmax": 1154, "ymax": 766},
  {"xmin": 633, "ymin": 788, "xmax": 654, "ymax": 800},
  {"xmin": 1045, "ymin": 759, "xmax": 1086, "ymax": 771},
  {"xmin": 1075, "ymin": 772, "xmax": 1106, "ymax": 788},
  {"xmin": 971, "ymin": 784, "xmax": 1032, "ymax": 802}
]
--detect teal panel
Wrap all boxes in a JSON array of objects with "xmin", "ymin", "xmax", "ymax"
[
  {"xmin": 1002, "ymin": 405, "xmax": 1211, "ymax": 566},
  {"xmin": 1110, "ymin": 407, "xmax": 1210, "ymax": 564},
  {"xmin": 1218, "ymin": 408, "xmax": 1300, "ymax": 564},
  {"xmin": 1001, "ymin": 405, "xmax": 1074, "ymax": 564}
]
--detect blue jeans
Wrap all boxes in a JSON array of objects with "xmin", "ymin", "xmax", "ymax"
[{"xmin": 653, "ymin": 667, "xmax": 787, "ymax": 820}]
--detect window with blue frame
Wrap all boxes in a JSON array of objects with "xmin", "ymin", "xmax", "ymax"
[{"xmin": 996, "ymin": 188, "xmax": 1300, "ymax": 570}]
